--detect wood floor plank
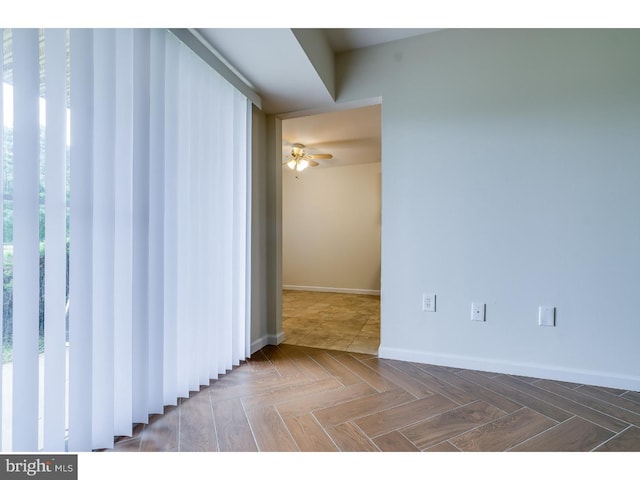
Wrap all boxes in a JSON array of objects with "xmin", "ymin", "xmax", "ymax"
[
  {"xmin": 536, "ymin": 380, "xmax": 640, "ymax": 427},
  {"xmin": 419, "ymin": 363, "xmax": 523, "ymax": 413},
  {"xmin": 303, "ymin": 350, "xmax": 362, "ymax": 386},
  {"xmin": 241, "ymin": 377, "xmax": 343, "ymax": 409},
  {"xmin": 592, "ymin": 385, "xmax": 628, "ymax": 396},
  {"xmin": 348, "ymin": 352, "xmax": 378, "ymax": 361},
  {"xmin": 386, "ymin": 360, "xmax": 476, "ymax": 405},
  {"xmin": 372, "ymin": 431, "xmax": 419, "ymax": 452},
  {"xmin": 457, "ymin": 370, "xmax": 573, "ymax": 422},
  {"xmin": 211, "ymin": 368, "xmax": 281, "ymax": 388},
  {"xmin": 496, "ymin": 375, "xmax": 629, "ymax": 432},
  {"xmin": 245, "ymin": 405, "xmax": 299, "ymax": 451},
  {"xmin": 209, "ymin": 374, "xmax": 312, "ymax": 402},
  {"xmin": 355, "ymin": 394, "xmax": 458, "ymax": 438},
  {"xmin": 314, "ymin": 389, "xmax": 415, "ymax": 427},
  {"xmin": 245, "ymin": 351, "xmax": 274, "ymax": 372},
  {"xmin": 594, "ymin": 426, "xmax": 640, "ymax": 451},
  {"xmin": 400, "ymin": 400, "xmax": 507, "ymax": 450},
  {"xmin": 510, "ymin": 417, "xmax": 614, "ymax": 452},
  {"xmin": 576, "ymin": 385, "xmax": 640, "ymax": 416},
  {"xmin": 260, "ymin": 345, "xmax": 305, "ymax": 377},
  {"xmin": 474, "ymin": 370, "xmax": 501, "ymax": 379},
  {"xmin": 284, "ymin": 414, "xmax": 339, "ymax": 452},
  {"xmin": 334, "ymin": 354, "xmax": 401, "ymax": 392},
  {"xmin": 362, "ymin": 358, "xmax": 436, "ymax": 398},
  {"xmin": 532, "ymin": 379, "xmax": 583, "ymax": 390},
  {"xmin": 325, "ymin": 422, "xmax": 379, "ymax": 452},
  {"xmin": 179, "ymin": 391, "xmax": 218, "ymax": 451},
  {"xmin": 277, "ymin": 382, "xmax": 377, "ymax": 418},
  {"xmin": 424, "ymin": 441, "xmax": 462, "ymax": 452},
  {"xmin": 623, "ymin": 391, "xmax": 640, "ymax": 404},
  {"xmin": 139, "ymin": 406, "xmax": 179, "ymax": 452},
  {"xmin": 212, "ymin": 398, "xmax": 258, "ymax": 452},
  {"xmin": 450, "ymin": 407, "xmax": 557, "ymax": 452},
  {"xmin": 272, "ymin": 344, "xmax": 333, "ymax": 380}
]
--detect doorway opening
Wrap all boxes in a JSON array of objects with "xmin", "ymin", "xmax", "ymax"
[{"xmin": 280, "ymin": 104, "xmax": 381, "ymax": 354}]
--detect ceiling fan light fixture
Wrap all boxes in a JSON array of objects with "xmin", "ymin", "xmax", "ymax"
[
  {"xmin": 292, "ymin": 144, "xmax": 305, "ymax": 157},
  {"xmin": 283, "ymin": 142, "xmax": 330, "ymax": 172}
]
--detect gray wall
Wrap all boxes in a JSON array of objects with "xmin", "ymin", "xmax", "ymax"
[
  {"xmin": 250, "ymin": 105, "xmax": 269, "ymax": 351},
  {"xmin": 335, "ymin": 29, "xmax": 640, "ymax": 389}
]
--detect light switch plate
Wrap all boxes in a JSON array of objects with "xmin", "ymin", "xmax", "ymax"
[{"xmin": 539, "ymin": 306, "xmax": 556, "ymax": 327}]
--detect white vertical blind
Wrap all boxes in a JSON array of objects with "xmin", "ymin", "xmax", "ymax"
[
  {"xmin": 148, "ymin": 28, "xmax": 165, "ymax": 416},
  {"xmin": 113, "ymin": 28, "xmax": 134, "ymax": 438},
  {"xmin": 0, "ymin": 28, "xmax": 4, "ymax": 449},
  {"xmin": 0, "ymin": 28, "xmax": 251, "ymax": 452},
  {"xmin": 162, "ymin": 34, "xmax": 179, "ymax": 407},
  {"xmin": 91, "ymin": 28, "xmax": 116, "ymax": 450},
  {"xmin": 43, "ymin": 28, "xmax": 68, "ymax": 453},
  {"xmin": 175, "ymin": 45, "xmax": 191, "ymax": 399},
  {"xmin": 11, "ymin": 28, "xmax": 41, "ymax": 453},
  {"xmin": 68, "ymin": 28, "xmax": 94, "ymax": 453},
  {"xmin": 131, "ymin": 28, "xmax": 150, "ymax": 425}
]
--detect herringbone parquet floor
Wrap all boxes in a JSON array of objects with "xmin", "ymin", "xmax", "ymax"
[{"xmin": 106, "ymin": 342, "xmax": 640, "ymax": 453}]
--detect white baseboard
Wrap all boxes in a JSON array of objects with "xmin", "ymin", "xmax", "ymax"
[
  {"xmin": 250, "ymin": 331, "xmax": 285, "ymax": 354},
  {"xmin": 251, "ymin": 336, "xmax": 269, "ymax": 354},
  {"xmin": 269, "ymin": 331, "xmax": 286, "ymax": 345},
  {"xmin": 378, "ymin": 346, "xmax": 640, "ymax": 392},
  {"xmin": 283, "ymin": 285, "xmax": 380, "ymax": 295}
]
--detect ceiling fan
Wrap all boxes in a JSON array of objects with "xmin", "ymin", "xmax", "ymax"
[{"xmin": 282, "ymin": 143, "xmax": 333, "ymax": 172}]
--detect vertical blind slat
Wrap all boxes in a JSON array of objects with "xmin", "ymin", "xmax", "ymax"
[
  {"xmin": 68, "ymin": 28, "xmax": 94, "ymax": 452},
  {"xmin": 220, "ymin": 85, "xmax": 234, "ymax": 373},
  {"xmin": 244, "ymin": 97, "xmax": 252, "ymax": 357},
  {"xmin": 11, "ymin": 28, "xmax": 41, "ymax": 452},
  {"xmin": 148, "ymin": 29, "xmax": 165, "ymax": 414},
  {"xmin": 235, "ymin": 93, "xmax": 250, "ymax": 364},
  {"xmin": 162, "ymin": 31, "xmax": 178, "ymax": 406},
  {"xmin": 0, "ymin": 27, "xmax": 5, "ymax": 452},
  {"xmin": 91, "ymin": 29, "xmax": 116, "ymax": 450},
  {"xmin": 175, "ymin": 45, "xmax": 190, "ymax": 398},
  {"xmin": 190, "ymin": 58, "xmax": 205, "ymax": 389},
  {"xmin": 131, "ymin": 28, "xmax": 150, "ymax": 424},
  {"xmin": 43, "ymin": 27, "xmax": 69, "ymax": 452},
  {"xmin": 113, "ymin": 28, "xmax": 134, "ymax": 437}
]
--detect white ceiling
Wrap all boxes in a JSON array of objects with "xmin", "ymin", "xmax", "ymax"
[
  {"xmin": 323, "ymin": 28, "xmax": 441, "ymax": 52},
  {"xmin": 196, "ymin": 28, "xmax": 438, "ymax": 168},
  {"xmin": 282, "ymin": 104, "xmax": 381, "ymax": 169},
  {"xmin": 196, "ymin": 28, "xmax": 438, "ymax": 115},
  {"xmin": 196, "ymin": 28, "xmax": 335, "ymax": 115}
]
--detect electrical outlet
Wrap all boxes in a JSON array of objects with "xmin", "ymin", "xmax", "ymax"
[
  {"xmin": 471, "ymin": 303, "xmax": 485, "ymax": 322},
  {"xmin": 422, "ymin": 293, "xmax": 436, "ymax": 312},
  {"xmin": 539, "ymin": 306, "xmax": 556, "ymax": 327}
]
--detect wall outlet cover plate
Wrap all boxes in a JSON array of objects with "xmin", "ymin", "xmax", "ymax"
[
  {"xmin": 471, "ymin": 303, "xmax": 485, "ymax": 322},
  {"xmin": 539, "ymin": 306, "xmax": 556, "ymax": 327},
  {"xmin": 423, "ymin": 293, "xmax": 436, "ymax": 312}
]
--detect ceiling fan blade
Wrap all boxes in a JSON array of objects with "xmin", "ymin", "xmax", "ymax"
[
  {"xmin": 308, "ymin": 160, "xmax": 320, "ymax": 167},
  {"xmin": 307, "ymin": 153, "xmax": 333, "ymax": 159}
]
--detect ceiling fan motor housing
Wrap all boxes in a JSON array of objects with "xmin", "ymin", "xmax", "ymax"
[{"xmin": 291, "ymin": 143, "xmax": 306, "ymax": 158}]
